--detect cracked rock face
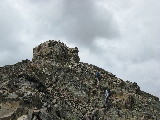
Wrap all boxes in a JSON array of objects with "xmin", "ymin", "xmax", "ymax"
[{"xmin": 0, "ymin": 40, "xmax": 160, "ymax": 120}]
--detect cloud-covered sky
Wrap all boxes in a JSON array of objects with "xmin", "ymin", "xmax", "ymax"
[{"xmin": 0, "ymin": 0, "xmax": 160, "ymax": 98}]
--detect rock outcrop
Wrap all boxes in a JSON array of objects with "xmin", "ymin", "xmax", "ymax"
[{"xmin": 0, "ymin": 40, "xmax": 160, "ymax": 120}]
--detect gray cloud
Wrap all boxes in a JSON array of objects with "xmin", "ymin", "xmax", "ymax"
[
  {"xmin": 0, "ymin": 1, "xmax": 27, "ymax": 65},
  {"xmin": 0, "ymin": 1, "xmax": 23, "ymax": 51},
  {"xmin": 58, "ymin": 0, "xmax": 119, "ymax": 47},
  {"xmin": 0, "ymin": 0, "xmax": 160, "ymax": 98},
  {"xmin": 91, "ymin": 0, "xmax": 160, "ymax": 97},
  {"xmin": 23, "ymin": 0, "xmax": 120, "ymax": 49}
]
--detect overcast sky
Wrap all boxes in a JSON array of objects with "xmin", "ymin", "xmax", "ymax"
[{"xmin": 0, "ymin": 0, "xmax": 160, "ymax": 98}]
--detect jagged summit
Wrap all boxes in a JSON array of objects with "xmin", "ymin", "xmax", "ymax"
[
  {"xmin": 32, "ymin": 40, "xmax": 80, "ymax": 63},
  {"xmin": 0, "ymin": 40, "xmax": 160, "ymax": 120}
]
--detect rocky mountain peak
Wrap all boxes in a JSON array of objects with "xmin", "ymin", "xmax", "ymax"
[
  {"xmin": 0, "ymin": 40, "xmax": 160, "ymax": 120},
  {"xmin": 32, "ymin": 40, "xmax": 80, "ymax": 63}
]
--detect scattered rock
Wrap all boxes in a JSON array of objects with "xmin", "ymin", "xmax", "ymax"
[{"xmin": 0, "ymin": 40, "xmax": 160, "ymax": 120}]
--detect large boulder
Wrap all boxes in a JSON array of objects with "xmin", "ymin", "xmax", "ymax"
[{"xmin": 32, "ymin": 40, "xmax": 80, "ymax": 63}]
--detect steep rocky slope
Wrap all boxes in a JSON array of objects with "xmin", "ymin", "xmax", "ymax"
[{"xmin": 0, "ymin": 40, "xmax": 160, "ymax": 120}]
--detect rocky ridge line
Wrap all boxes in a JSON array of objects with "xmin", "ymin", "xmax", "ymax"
[{"xmin": 0, "ymin": 40, "xmax": 160, "ymax": 120}]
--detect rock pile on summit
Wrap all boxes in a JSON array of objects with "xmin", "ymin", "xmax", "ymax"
[
  {"xmin": 0, "ymin": 40, "xmax": 160, "ymax": 120},
  {"xmin": 32, "ymin": 40, "xmax": 80, "ymax": 63}
]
